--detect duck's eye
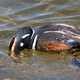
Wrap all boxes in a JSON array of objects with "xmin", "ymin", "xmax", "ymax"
[
  {"xmin": 21, "ymin": 34, "xmax": 30, "ymax": 39},
  {"xmin": 20, "ymin": 42, "xmax": 24, "ymax": 47}
]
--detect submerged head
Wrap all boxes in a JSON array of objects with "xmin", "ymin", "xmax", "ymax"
[{"xmin": 9, "ymin": 27, "xmax": 33, "ymax": 59}]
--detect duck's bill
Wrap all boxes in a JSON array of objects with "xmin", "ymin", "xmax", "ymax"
[
  {"xmin": 9, "ymin": 36, "xmax": 21, "ymax": 60},
  {"xmin": 9, "ymin": 36, "xmax": 15, "ymax": 51}
]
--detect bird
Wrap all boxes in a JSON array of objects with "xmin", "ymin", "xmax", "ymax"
[{"xmin": 9, "ymin": 23, "xmax": 80, "ymax": 59}]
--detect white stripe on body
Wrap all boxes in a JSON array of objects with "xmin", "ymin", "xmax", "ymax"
[
  {"xmin": 32, "ymin": 35, "xmax": 38, "ymax": 50},
  {"xmin": 44, "ymin": 30, "xmax": 80, "ymax": 40},
  {"xmin": 55, "ymin": 23, "xmax": 75, "ymax": 29},
  {"xmin": 44, "ymin": 30, "xmax": 66, "ymax": 35}
]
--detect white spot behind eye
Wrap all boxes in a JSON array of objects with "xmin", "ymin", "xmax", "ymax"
[
  {"xmin": 22, "ymin": 34, "xmax": 30, "ymax": 39},
  {"xmin": 20, "ymin": 42, "xmax": 24, "ymax": 47}
]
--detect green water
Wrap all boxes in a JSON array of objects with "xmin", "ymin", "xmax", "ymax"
[{"xmin": 0, "ymin": 0, "xmax": 80, "ymax": 80}]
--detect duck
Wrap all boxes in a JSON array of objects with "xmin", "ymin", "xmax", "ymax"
[{"xmin": 9, "ymin": 23, "xmax": 80, "ymax": 59}]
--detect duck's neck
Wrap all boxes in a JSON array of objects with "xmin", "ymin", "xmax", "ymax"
[{"xmin": 29, "ymin": 28, "xmax": 39, "ymax": 50}]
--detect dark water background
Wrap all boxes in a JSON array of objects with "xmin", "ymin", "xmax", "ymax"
[{"xmin": 0, "ymin": 0, "xmax": 80, "ymax": 80}]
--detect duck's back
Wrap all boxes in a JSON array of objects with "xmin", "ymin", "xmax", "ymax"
[{"xmin": 35, "ymin": 24, "xmax": 80, "ymax": 51}]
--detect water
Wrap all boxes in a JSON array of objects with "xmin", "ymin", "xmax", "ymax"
[{"xmin": 0, "ymin": 0, "xmax": 80, "ymax": 80}]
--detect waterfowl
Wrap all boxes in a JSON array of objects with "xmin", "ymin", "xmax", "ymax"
[{"xmin": 9, "ymin": 23, "xmax": 80, "ymax": 59}]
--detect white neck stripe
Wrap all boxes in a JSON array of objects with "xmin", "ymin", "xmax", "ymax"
[
  {"xmin": 31, "ymin": 29, "xmax": 35, "ymax": 39},
  {"xmin": 32, "ymin": 35, "xmax": 38, "ymax": 50}
]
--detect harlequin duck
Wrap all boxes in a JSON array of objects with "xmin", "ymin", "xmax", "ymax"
[{"xmin": 9, "ymin": 23, "xmax": 80, "ymax": 59}]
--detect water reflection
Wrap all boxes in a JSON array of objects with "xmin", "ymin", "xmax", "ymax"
[{"xmin": 0, "ymin": 0, "xmax": 80, "ymax": 80}]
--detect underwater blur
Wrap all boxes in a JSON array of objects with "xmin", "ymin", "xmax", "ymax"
[{"xmin": 0, "ymin": 0, "xmax": 80, "ymax": 80}]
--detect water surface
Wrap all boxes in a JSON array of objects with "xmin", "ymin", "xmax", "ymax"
[{"xmin": 0, "ymin": 0, "xmax": 80, "ymax": 80}]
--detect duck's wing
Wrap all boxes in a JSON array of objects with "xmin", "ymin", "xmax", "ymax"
[
  {"xmin": 36, "ymin": 31, "xmax": 71, "ymax": 51},
  {"xmin": 38, "ymin": 24, "xmax": 80, "ymax": 35},
  {"xmin": 36, "ymin": 24, "xmax": 80, "ymax": 51}
]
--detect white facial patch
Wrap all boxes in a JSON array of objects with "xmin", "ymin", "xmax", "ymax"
[
  {"xmin": 20, "ymin": 42, "xmax": 24, "ymax": 47},
  {"xmin": 22, "ymin": 34, "xmax": 30, "ymax": 39}
]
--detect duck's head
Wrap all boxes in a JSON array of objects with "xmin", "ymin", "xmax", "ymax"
[{"xmin": 9, "ymin": 27, "xmax": 33, "ymax": 59}]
